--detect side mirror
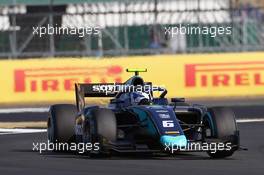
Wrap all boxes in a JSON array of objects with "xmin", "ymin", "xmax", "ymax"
[{"xmin": 171, "ymin": 98, "xmax": 185, "ymax": 103}]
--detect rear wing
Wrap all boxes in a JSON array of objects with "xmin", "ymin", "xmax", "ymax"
[
  {"xmin": 75, "ymin": 82, "xmax": 154, "ymax": 112},
  {"xmin": 75, "ymin": 83, "xmax": 120, "ymax": 112}
]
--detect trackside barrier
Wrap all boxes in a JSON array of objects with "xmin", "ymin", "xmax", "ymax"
[{"xmin": 1, "ymin": 52, "xmax": 264, "ymax": 104}]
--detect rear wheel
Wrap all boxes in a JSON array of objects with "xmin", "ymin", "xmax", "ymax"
[
  {"xmin": 47, "ymin": 104, "xmax": 77, "ymax": 144},
  {"xmin": 203, "ymin": 107, "xmax": 239, "ymax": 158}
]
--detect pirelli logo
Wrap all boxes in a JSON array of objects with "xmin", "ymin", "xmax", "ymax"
[
  {"xmin": 14, "ymin": 66, "xmax": 123, "ymax": 92},
  {"xmin": 185, "ymin": 61, "xmax": 264, "ymax": 87}
]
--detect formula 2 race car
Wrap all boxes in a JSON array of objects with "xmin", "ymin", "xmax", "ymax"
[{"xmin": 47, "ymin": 69, "xmax": 240, "ymax": 158}]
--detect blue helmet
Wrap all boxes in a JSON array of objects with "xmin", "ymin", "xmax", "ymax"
[{"xmin": 130, "ymin": 91, "xmax": 151, "ymax": 105}]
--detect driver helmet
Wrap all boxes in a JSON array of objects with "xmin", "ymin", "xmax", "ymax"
[{"xmin": 130, "ymin": 91, "xmax": 152, "ymax": 105}]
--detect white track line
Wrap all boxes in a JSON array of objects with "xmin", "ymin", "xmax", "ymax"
[
  {"xmin": 0, "ymin": 128, "xmax": 46, "ymax": 135},
  {"xmin": 0, "ymin": 118, "xmax": 263, "ymax": 135},
  {"xmin": 236, "ymin": 118, "xmax": 264, "ymax": 123},
  {"xmin": 0, "ymin": 108, "xmax": 49, "ymax": 114}
]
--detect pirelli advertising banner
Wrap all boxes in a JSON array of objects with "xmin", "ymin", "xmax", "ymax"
[{"xmin": 1, "ymin": 52, "xmax": 264, "ymax": 104}]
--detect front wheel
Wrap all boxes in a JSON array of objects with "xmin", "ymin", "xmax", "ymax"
[
  {"xmin": 83, "ymin": 108, "xmax": 117, "ymax": 157},
  {"xmin": 203, "ymin": 107, "xmax": 239, "ymax": 158}
]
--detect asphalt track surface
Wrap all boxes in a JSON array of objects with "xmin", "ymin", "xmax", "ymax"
[
  {"xmin": 0, "ymin": 113, "xmax": 264, "ymax": 174},
  {"xmin": 0, "ymin": 123, "xmax": 263, "ymax": 175}
]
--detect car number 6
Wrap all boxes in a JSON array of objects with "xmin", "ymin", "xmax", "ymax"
[{"xmin": 162, "ymin": 120, "xmax": 174, "ymax": 127}]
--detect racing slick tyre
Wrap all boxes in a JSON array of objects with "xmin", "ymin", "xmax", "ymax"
[
  {"xmin": 47, "ymin": 104, "xmax": 77, "ymax": 144},
  {"xmin": 84, "ymin": 108, "xmax": 117, "ymax": 157},
  {"xmin": 204, "ymin": 107, "xmax": 239, "ymax": 158}
]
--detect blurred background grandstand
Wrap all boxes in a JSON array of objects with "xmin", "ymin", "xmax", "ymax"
[{"xmin": 0, "ymin": 0, "xmax": 263, "ymax": 58}]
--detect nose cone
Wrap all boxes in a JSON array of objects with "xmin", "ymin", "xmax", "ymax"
[{"xmin": 160, "ymin": 135, "xmax": 187, "ymax": 148}]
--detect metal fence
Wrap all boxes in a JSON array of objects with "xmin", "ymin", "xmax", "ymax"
[{"xmin": 0, "ymin": 0, "xmax": 264, "ymax": 58}]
